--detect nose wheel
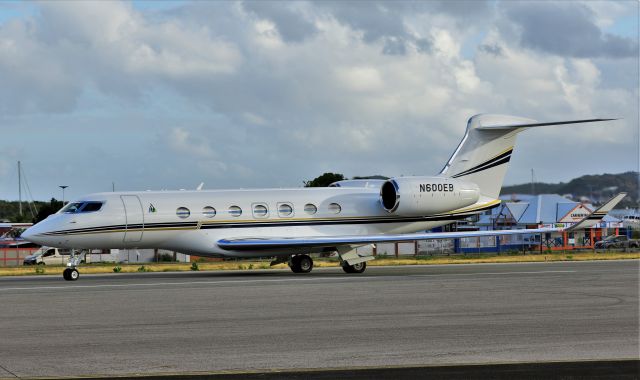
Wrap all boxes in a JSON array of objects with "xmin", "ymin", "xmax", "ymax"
[
  {"xmin": 62, "ymin": 249, "xmax": 85, "ymax": 281},
  {"xmin": 63, "ymin": 268, "xmax": 80, "ymax": 281}
]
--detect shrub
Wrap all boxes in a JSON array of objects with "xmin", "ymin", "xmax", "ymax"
[
  {"xmin": 35, "ymin": 266, "xmax": 45, "ymax": 275},
  {"xmin": 248, "ymin": 263, "xmax": 253, "ymax": 269},
  {"xmin": 190, "ymin": 262, "xmax": 199, "ymax": 271},
  {"xmin": 157, "ymin": 253, "xmax": 176, "ymax": 262},
  {"xmin": 137, "ymin": 265, "xmax": 149, "ymax": 272},
  {"xmin": 113, "ymin": 266, "xmax": 122, "ymax": 273}
]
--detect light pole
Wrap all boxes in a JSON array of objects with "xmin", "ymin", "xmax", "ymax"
[{"xmin": 59, "ymin": 185, "xmax": 68, "ymax": 206}]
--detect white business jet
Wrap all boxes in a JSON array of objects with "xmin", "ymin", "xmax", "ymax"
[{"xmin": 22, "ymin": 114, "xmax": 623, "ymax": 281}]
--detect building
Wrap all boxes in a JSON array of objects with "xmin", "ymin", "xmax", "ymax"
[{"xmin": 469, "ymin": 194, "xmax": 624, "ymax": 252}]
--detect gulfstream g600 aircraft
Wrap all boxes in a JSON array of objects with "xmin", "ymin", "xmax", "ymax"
[{"xmin": 23, "ymin": 114, "xmax": 623, "ymax": 281}]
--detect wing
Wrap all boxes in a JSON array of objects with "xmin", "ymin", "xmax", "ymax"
[
  {"xmin": 217, "ymin": 227, "xmax": 560, "ymax": 251},
  {"xmin": 218, "ymin": 193, "xmax": 627, "ymax": 252}
]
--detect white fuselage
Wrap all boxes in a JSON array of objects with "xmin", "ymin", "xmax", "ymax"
[{"xmin": 24, "ymin": 185, "xmax": 490, "ymax": 258}]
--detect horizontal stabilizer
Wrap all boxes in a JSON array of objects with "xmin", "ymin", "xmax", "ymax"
[
  {"xmin": 567, "ymin": 192, "xmax": 627, "ymax": 231},
  {"xmin": 477, "ymin": 118, "xmax": 618, "ymax": 130}
]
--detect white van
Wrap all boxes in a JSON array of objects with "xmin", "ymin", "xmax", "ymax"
[{"xmin": 23, "ymin": 247, "xmax": 71, "ymax": 265}]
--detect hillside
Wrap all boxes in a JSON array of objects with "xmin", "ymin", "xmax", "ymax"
[{"xmin": 501, "ymin": 171, "xmax": 639, "ymax": 208}]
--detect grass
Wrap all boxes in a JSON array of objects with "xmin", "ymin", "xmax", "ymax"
[{"xmin": 0, "ymin": 251, "xmax": 638, "ymax": 277}]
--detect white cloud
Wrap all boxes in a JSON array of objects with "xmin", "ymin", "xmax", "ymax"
[
  {"xmin": 0, "ymin": 0, "xmax": 637, "ymax": 199},
  {"xmin": 167, "ymin": 128, "xmax": 215, "ymax": 159}
]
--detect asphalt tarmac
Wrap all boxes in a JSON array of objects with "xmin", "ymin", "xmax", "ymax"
[{"xmin": 0, "ymin": 260, "xmax": 638, "ymax": 379}]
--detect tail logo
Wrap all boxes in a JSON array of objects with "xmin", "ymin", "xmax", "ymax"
[{"xmin": 452, "ymin": 148, "xmax": 513, "ymax": 178}]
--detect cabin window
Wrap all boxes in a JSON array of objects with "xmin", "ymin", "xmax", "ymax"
[
  {"xmin": 228, "ymin": 205, "xmax": 242, "ymax": 217},
  {"xmin": 61, "ymin": 202, "xmax": 83, "ymax": 213},
  {"xmin": 328, "ymin": 203, "xmax": 341, "ymax": 214},
  {"xmin": 278, "ymin": 203, "xmax": 293, "ymax": 217},
  {"xmin": 304, "ymin": 203, "xmax": 317, "ymax": 215},
  {"xmin": 253, "ymin": 204, "xmax": 269, "ymax": 218},
  {"xmin": 80, "ymin": 202, "xmax": 103, "ymax": 212},
  {"xmin": 203, "ymin": 206, "xmax": 216, "ymax": 218},
  {"xmin": 61, "ymin": 201, "xmax": 104, "ymax": 213},
  {"xmin": 176, "ymin": 207, "xmax": 190, "ymax": 219}
]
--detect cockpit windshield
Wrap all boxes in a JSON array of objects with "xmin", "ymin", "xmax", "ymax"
[{"xmin": 59, "ymin": 201, "xmax": 104, "ymax": 214}]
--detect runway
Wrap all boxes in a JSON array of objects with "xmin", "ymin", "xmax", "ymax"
[{"xmin": 0, "ymin": 260, "xmax": 638, "ymax": 378}]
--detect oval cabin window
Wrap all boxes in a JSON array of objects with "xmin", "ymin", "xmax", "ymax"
[
  {"xmin": 203, "ymin": 206, "xmax": 216, "ymax": 218},
  {"xmin": 176, "ymin": 207, "xmax": 190, "ymax": 219},
  {"xmin": 253, "ymin": 204, "xmax": 268, "ymax": 218},
  {"xmin": 328, "ymin": 203, "xmax": 341, "ymax": 214},
  {"xmin": 304, "ymin": 203, "xmax": 317, "ymax": 215},
  {"xmin": 228, "ymin": 206, "xmax": 242, "ymax": 217},
  {"xmin": 278, "ymin": 203, "xmax": 293, "ymax": 217}
]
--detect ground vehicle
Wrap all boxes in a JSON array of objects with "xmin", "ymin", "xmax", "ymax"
[
  {"xmin": 23, "ymin": 247, "xmax": 71, "ymax": 265},
  {"xmin": 594, "ymin": 235, "xmax": 640, "ymax": 249}
]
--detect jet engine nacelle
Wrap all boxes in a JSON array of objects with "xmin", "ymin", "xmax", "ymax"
[{"xmin": 380, "ymin": 176, "xmax": 480, "ymax": 216}]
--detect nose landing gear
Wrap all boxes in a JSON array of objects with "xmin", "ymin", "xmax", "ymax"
[
  {"xmin": 63, "ymin": 250, "xmax": 85, "ymax": 281},
  {"xmin": 63, "ymin": 268, "xmax": 79, "ymax": 281}
]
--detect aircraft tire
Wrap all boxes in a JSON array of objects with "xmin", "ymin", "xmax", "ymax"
[
  {"xmin": 342, "ymin": 261, "xmax": 366, "ymax": 274},
  {"xmin": 290, "ymin": 255, "xmax": 313, "ymax": 273},
  {"xmin": 63, "ymin": 268, "xmax": 80, "ymax": 281}
]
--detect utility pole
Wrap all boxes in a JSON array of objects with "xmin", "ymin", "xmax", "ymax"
[
  {"xmin": 59, "ymin": 185, "xmax": 68, "ymax": 206},
  {"xmin": 18, "ymin": 161, "xmax": 22, "ymax": 216},
  {"xmin": 530, "ymin": 168, "xmax": 536, "ymax": 195},
  {"xmin": 112, "ymin": 182, "xmax": 115, "ymax": 192}
]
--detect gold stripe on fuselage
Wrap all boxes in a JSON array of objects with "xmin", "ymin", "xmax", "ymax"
[{"xmin": 51, "ymin": 200, "xmax": 500, "ymax": 235}]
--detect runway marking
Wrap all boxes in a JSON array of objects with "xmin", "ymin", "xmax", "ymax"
[{"xmin": 0, "ymin": 270, "xmax": 575, "ymax": 292}]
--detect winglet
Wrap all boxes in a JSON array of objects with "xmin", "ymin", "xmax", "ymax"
[{"xmin": 567, "ymin": 192, "xmax": 627, "ymax": 232}]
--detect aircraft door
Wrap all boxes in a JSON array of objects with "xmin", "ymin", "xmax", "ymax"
[{"xmin": 121, "ymin": 195, "xmax": 144, "ymax": 242}]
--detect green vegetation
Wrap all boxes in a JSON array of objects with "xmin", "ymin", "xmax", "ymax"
[
  {"xmin": 0, "ymin": 198, "xmax": 63, "ymax": 223},
  {"xmin": 113, "ymin": 265, "xmax": 122, "ymax": 273},
  {"xmin": 137, "ymin": 265, "xmax": 150, "ymax": 272},
  {"xmin": 501, "ymin": 171, "xmax": 639, "ymax": 208},
  {"xmin": 190, "ymin": 262, "xmax": 199, "ymax": 271},
  {"xmin": 34, "ymin": 266, "xmax": 45, "ymax": 275},
  {"xmin": 303, "ymin": 172, "xmax": 345, "ymax": 187}
]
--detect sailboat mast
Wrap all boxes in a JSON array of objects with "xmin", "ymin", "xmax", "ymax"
[{"xmin": 18, "ymin": 161, "xmax": 22, "ymax": 216}]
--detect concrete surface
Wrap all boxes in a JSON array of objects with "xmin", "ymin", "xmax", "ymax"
[{"xmin": 0, "ymin": 260, "xmax": 638, "ymax": 378}]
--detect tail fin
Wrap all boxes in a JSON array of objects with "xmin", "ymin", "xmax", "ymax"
[
  {"xmin": 439, "ymin": 114, "xmax": 616, "ymax": 198},
  {"xmin": 567, "ymin": 192, "xmax": 627, "ymax": 231}
]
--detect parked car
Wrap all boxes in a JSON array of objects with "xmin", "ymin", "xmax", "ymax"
[
  {"xmin": 594, "ymin": 235, "xmax": 640, "ymax": 249},
  {"xmin": 23, "ymin": 247, "xmax": 72, "ymax": 265}
]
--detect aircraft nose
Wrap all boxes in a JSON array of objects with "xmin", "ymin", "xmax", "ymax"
[{"xmin": 21, "ymin": 222, "xmax": 49, "ymax": 245}]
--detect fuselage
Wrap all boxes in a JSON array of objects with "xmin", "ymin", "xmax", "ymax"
[{"xmin": 23, "ymin": 184, "xmax": 495, "ymax": 258}]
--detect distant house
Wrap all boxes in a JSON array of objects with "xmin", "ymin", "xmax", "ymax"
[{"xmin": 477, "ymin": 194, "xmax": 622, "ymax": 230}]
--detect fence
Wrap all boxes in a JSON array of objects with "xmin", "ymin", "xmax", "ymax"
[{"xmin": 0, "ymin": 248, "xmax": 39, "ymax": 267}]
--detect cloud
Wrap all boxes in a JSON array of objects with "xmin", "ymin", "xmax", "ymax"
[
  {"xmin": 0, "ymin": 1, "xmax": 242, "ymax": 114},
  {"xmin": 167, "ymin": 128, "xmax": 215, "ymax": 159},
  {"xmin": 0, "ymin": 0, "xmax": 637, "ymax": 200},
  {"xmin": 504, "ymin": 2, "xmax": 638, "ymax": 58},
  {"xmin": 242, "ymin": 1, "xmax": 317, "ymax": 43}
]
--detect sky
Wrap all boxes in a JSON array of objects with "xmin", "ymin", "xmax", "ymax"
[{"xmin": 0, "ymin": 0, "xmax": 638, "ymax": 201}]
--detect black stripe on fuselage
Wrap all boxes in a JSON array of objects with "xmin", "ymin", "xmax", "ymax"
[{"xmin": 40, "ymin": 203, "xmax": 500, "ymax": 236}]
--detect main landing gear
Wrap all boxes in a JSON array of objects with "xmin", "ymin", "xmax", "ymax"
[
  {"xmin": 286, "ymin": 254, "xmax": 368, "ymax": 274},
  {"xmin": 289, "ymin": 254, "xmax": 313, "ymax": 273},
  {"xmin": 62, "ymin": 250, "xmax": 85, "ymax": 281},
  {"xmin": 342, "ymin": 261, "xmax": 366, "ymax": 274}
]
